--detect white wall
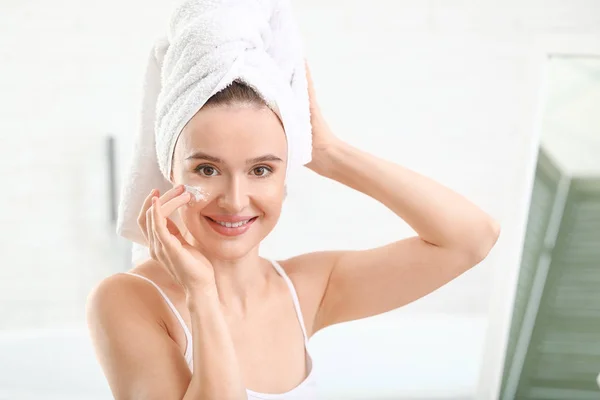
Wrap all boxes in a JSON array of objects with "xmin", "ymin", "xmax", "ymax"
[{"xmin": 1, "ymin": 0, "xmax": 599, "ymax": 398}]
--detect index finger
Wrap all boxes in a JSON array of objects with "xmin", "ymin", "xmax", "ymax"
[
  {"xmin": 160, "ymin": 191, "xmax": 192, "ymax": 218},
  {"xmin": 138, "ymin": 185, "xmax": 184, "ymax": 218},
  {"xmin": 157, "ymin": 185, "xmax": 186, "ymax": 205}
]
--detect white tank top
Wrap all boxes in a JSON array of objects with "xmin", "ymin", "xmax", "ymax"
[{"xmin": 124, "ymin": 259, "xmax": 317, "ymax": 399}]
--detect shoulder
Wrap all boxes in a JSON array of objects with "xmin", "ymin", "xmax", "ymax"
[
  {"xmin": 86, "ymin": 272, "xmax": 150, "ymax": 327},
  {"xmin": 85, "ymin": 264, "xmax": 180, "ymax": 365},
  {"xmin": 85, "ymin": 261, "xmax": 168, "ymax": 331},
  {"xmin": 85, "ymin": 264, "xmax": 193, "ymax": 398}
]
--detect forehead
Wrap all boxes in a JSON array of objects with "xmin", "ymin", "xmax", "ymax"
[{"xmin": 177, "ymin": 105, "xmax": 288, "ymax": 157}]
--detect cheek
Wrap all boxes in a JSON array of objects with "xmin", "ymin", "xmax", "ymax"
[
  {"xmin": 256, "ymin": 181, "xmax": 285, "ymax": 200},
  {"xmin": 254, "ymin": 184, "xmax": 285, "ymax": 218}
]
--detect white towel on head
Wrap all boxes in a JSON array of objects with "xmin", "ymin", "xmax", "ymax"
[{"xmin": 116, "ymin": 0, "xmax": 312, "ymax": 255}]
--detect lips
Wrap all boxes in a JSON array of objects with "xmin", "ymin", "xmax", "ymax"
[{"xmin": 204, "ymin": 216, "xmax": 258, "ymax": 237}]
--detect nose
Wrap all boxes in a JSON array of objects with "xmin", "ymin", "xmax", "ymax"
[{"xmin": 216, "ymin": 176, "xmax": 249, "ymax": 213}]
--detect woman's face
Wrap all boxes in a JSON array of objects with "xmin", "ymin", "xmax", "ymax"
[{"xmin": 171, "ymin": 103, "xmax": 287, "ymax": 260}]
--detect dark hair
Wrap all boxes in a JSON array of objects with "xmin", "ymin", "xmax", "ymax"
[{"xmin": 205, "ymin": 80, "xmax": 266, "ymax": 108}]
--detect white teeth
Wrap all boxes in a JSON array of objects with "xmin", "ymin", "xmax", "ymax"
[{"xmin": 215, "ymin": 219, "xmax": 251, "ymax": 228}]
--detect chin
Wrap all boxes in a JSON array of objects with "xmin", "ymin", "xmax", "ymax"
[{"xmin": 204, "ymin": 240, "xmax": 259, "ymax": 261}]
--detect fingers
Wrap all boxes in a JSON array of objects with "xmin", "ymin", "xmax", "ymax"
[
  {"xmin": 304, "ymin": 61, "xmax": 321, "ymax": 115},
  {"xmin": 148, "ymin": 196, "xmax": 171, "ymax": 262},
  {"xmin": 150, "ymin": 197, "xmax": 181, "ymax": 265},
  {"xmin": 151, "ymin": 194, "xmax": 187, "ymax": 250},
  {"xmin": 158, "ymin": 185, "xmax": 187, "ymax": 205},
  {"xmin": 149, "ymin": 197, "xmax": 165, "ymax": 241},
  {"xmin": 305, "ymin": 60, "xmax": 312, "ymax": 81},
  {"xmin": 137, "ymin": 189, "xmax": 158, "ymax": 244},
  {"xmin": 161, "ymin": 191, "xmax": 192, "ymax": 218},
  {"xmin": 140, "ymin": 184, "xmax": 191, "ymax": 262},
  {"xmin": 147, "ymin": 196, "xmax": 158, "ymax": 260},
  {"xmin": 166, "ymin": 218, "xmax": 185, "ymax": 242},
  {"xmin": 138, "ymin": 185, "xmax": 189, "ymax": 242},
  {"xmin": 152, "ymin": 197, "xmax": 173, "ymax": 244}
]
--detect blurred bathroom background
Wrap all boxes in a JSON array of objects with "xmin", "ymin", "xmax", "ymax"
[
  {"xmin": 498, "ymin": 56, "xmax": 600, "ymax": 400},
  {"xmin": 0, "ymin": 1, "xmax": 599, "ymax": 399}
]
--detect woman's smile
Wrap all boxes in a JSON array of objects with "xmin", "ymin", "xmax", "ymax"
[{"xmin": 204, "ymin": 215, "xmax": 259, "ymax": 236}]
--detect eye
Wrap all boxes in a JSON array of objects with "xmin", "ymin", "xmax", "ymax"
[
  {"xmin": 251, "ymin": 165, "xmax": 273, "ymax": 177},
  {"xmin": 195, "ymin": 165, "xmax": 219, "ymax": 177}
]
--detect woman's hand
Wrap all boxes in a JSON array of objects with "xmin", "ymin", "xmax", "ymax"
[
  {"xmin": 304, "ymin": 61, "xmax": 342, "ymax": 173},
  {"xmin": 137, "ymin": 185, "xmax": 216, "ymax": 295}
]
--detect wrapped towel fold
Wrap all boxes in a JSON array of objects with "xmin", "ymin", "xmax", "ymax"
[{"xmin": 116, "ymin": 0, "xmax": 312, "ymax": 254}]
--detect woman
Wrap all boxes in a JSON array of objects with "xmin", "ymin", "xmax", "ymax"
[{"xmin": 87, "ymin": 66, "xmax": 500, "ymax": 399}]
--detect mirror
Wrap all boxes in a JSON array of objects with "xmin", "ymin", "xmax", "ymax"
[{"xmin": 500, "ymin": 55, "xmax": 600, "ymax": 399}]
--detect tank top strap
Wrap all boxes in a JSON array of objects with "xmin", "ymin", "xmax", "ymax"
[
  {"xmin": 268, "ymin": 260, "xmax": 310, "ymax": 345},
  {"xmin": 122, "ymin": 272, "xmax": 193, "ymax": 357}
]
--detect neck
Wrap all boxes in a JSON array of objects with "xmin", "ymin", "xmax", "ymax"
[
  {"xmin": 205, "ymin": 249, "xmax": 274, "ymax": 315},
  {"xmin": 178, "ymin": 226, "xmax": 276, "ymax": 315}
]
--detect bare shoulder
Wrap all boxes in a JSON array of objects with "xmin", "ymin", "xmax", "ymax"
[
  {"xmin": 276, "ymin": 251, "xmax": 342, "ymax": 337},
  {"xmin": 86, "ymin": 271, "xmax": 151, "ymax": 321},
  {"xmin": 86, "ymin": 264, "xmax": 192, "ymax": 399},
  {"xmin": 85, "ymin": 270, "xmax": 166, "ymax": 348},
  {"xmin": 87, "ymin": 258, "xmax": 170, "ymax": 313},
  {"xmin": 86, "ymin": 259, "xmax": 177, "ymax": 340}
]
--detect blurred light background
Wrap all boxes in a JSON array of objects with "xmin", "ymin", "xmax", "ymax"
[{"xmin": 0, "ymin": 1, "xmax": 599, "ymax": 399}]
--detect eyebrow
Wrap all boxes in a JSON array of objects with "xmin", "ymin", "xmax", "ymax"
[{"xmin": 185, "ymin": 151, "xmax": 283, "ymax": 165}]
